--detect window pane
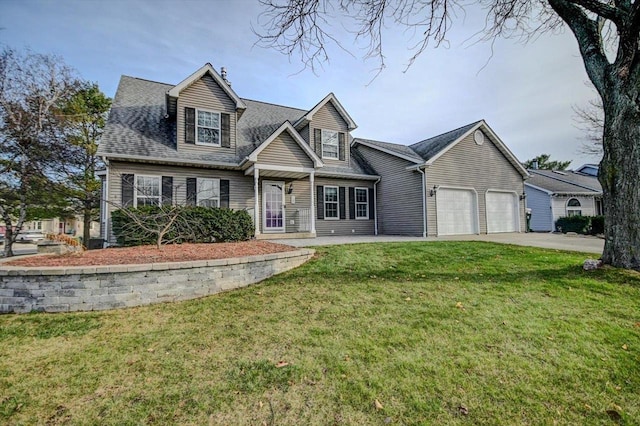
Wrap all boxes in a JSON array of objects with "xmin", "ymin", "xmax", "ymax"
[
  {"xmin": 325, "ymin": 187, "xmax": 338, "ymax": 202},
  {"xmin": 137, "ymin": 176, "xmax": 159, "ymax": 196},
  {"xmin": 568, "ymin": 198, "xmax": 581, "ymax": 207},
  {"xmin": 357, "ymin": 204, "xmax": 368, "ymax": 218},
  {"xmin": 325, "ymin": 203, "xmax": 338, "ymax": 218},
  {"xmin": 198, "ymin": 127, "xmax": 220, "ymax": 144},
  {"xmin": 197, "ymin": 111, "xmax": 219, "ymax": 128},
  {"xmin": 356, "ymin": 189, "xmax": 367, "ymax": 203}
]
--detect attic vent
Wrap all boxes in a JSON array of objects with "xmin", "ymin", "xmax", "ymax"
[
  {"xmin": 473, "ymin": 130, "xmax": 485, "ymax": 145},
  {"xmin": 553, "ymin": 170, "xmax": 567, "ymax": 175}
]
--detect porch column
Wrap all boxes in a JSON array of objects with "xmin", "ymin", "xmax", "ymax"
[
  {"xmin": 254, "ymin": 168, "xmax": 260, "ymax": 236},
  {"xmin": 309, "ymin": 171, "xmax": 316, "ymax": 234}
]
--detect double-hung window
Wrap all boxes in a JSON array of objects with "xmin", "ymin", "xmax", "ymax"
[
  {"xmin": 196, "ymin": 109, "xmax": 221, "ymax": 146},
  {"xmin": 136, "ymin": 175, "xmax": 160, "ymax": 207},
  {"xmin": 324, "ymin": 186, "xmax": 339, "ymax": 219},
  {"xmin": 355, "ymin": 187, "xmax": 368, "ymax": 219},
  {"xmin": 197, "ymin": 178, "xmax": 220, "ymax": 208},
  {"xmin": 321, "ymin": 129, "xmax": 339, "ymax": 159}
]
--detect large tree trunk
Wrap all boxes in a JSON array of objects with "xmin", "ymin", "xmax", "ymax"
[
  {"xmin": 599, "ymin": 81, "xmax": 640, "ymax": 270},
  {"xmin": 83, "ymin": 203, "xmax": 92, "ymax": 247},
  {"xmin": 3, "ymin": 227, "xmax": 14, "ymax": 258}
]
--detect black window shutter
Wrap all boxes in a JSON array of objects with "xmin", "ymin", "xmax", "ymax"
[
  {"xmin": 122, "ymin": 174, "xmax": 134, "ymax": 207},
  {"xmin": 314, "ymin": 128, "xmax": 322, "ymax": 157},
  {"xmin": 221, "ymin": 113, "xmax": 231, "ymax": 148},
  {"xmin": 316, "ymin": 186, "xmax": 324, "ymax": 220},
  {"xmin": 220, "ymin": 179, "xmax": 230, "ymax": 208},
  {"xmin": 186, "ymin": 178, "xmax": 197, "ymax": 206},
  {"xmin": 185, "ymin": 107, "xmax": 196, "ymax": 144},
  {"xmin": 339, "ymin": 132, "xmax": 346, "ymax": 161},
  {"xmin": 162, "ymin": 176, "xmax": 173, "ymax": 206},
  {"xmin": 368, "ymin": 188, "xmax": 375, "ymax": 220},
  {"xmin": 348, "ymin": 187, "xmax": 355, "ymax": 220},
  {"xmin": 339, "ymin": 187, "xmax": 346, "ymax": 220}
]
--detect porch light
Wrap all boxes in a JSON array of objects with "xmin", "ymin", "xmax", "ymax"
[
  {"xmin": 519, "ymin": 192, "xmax": 527, "ymax": 200},
  {"xmin": 430, "ymin": 185, "xmax": 439, "ymax": 197},
  {"xmin": 287, "ymin": 183, "xmax": 294, "ymax": 194}
]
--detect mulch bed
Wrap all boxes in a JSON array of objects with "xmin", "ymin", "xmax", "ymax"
[{"xmin": 4, "ymin": 241, "xmax": 297, "ymax": 267}]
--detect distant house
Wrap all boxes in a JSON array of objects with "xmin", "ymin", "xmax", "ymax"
[
  {"xmin": 525, "ymin": 167, "xmax": 602, "ymax": 232},
  {"xmin": 97, "ymin": 63, "xmax": 529, "ymax": 243},
  {"xmin": 21, "ymin": 217, "xmax": 100, "ymax": 239}
]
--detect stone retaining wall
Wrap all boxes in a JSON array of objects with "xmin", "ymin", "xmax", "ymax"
[{"xmin": 0, "ymin": 249, "xmax": 314, "ymax": 314}]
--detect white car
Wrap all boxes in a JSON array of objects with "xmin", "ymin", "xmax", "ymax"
[{"xmin": 16, "ymin": 231, "xmax": 46, "ymax": 243}]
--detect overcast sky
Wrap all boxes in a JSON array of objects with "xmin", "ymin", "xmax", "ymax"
[{"xmin": 1, "ymin": 0, "xmax": 600, "ymax": 167}]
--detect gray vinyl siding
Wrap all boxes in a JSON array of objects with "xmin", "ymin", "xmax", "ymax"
[
  {"xmin": 525, "ymin": 185, "xmax": 553, "ymax": 231},
  {"xmin": 256, "ymin": 132, "xmax": 314, "ymax": 168},
  {"xmin": 105, "ymin": 161, "xmax": 253, "ymax": 243},
  {"xmin": 354, "ymin": 145, "xmax": 424, "ymax": 236},
  {"xmin": 310, "ymin": 102, "xmax": 350, "ymax": 167},
  {"xmin": 299, "ymin": 124, "xmax": 310, "ymax": 145},
  {"xmin": 426, "ymin": 132, "xmax": 526, "ymax": 235},
  {"xmin": 314, "ymin": 177, "xmax": 375, "ymax": 236},
  {"xmin": 177, "ymin": 74, "xmax": 237, "ymax": 154}
]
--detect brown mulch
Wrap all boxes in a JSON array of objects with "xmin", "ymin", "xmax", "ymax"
[{"xmin": 4, "ymin": 241, "xmax": 297, "ymax": 267}]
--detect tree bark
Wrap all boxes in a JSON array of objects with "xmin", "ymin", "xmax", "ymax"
[
  {"xmin": 599, "ymin": 80, "xmax": 640, "ymax": 270},
  {"xmin": 83, "ymin": 202, "xmax": 92, "ymax": 247}
]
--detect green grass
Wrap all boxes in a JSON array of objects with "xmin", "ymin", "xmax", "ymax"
[{"xmin": 1, "ymin": 241, "xmax": 639, "ymax": 425}]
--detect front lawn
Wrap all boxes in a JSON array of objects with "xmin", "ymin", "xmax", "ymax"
[{"xmin": 1, "ymin": 242, "xmax": 638, "ymax": 424}]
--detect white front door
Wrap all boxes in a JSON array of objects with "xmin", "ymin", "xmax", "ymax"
[{"xmin": 262, "ymin": 180, "xmax": 285, "ymax": 232}]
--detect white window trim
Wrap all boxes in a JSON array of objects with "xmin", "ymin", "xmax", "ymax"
[
  {"xmin": 321, "ymin": 129, "xmax": 339, "ymax": 160},
  {"xmin": 566, "ymin": 198, "xmax": 582, "ymax": 216},
  {"xmin": 195, "ymin": 108, "xmax": 221, "ymax": 147},
  {"xmin": 355, "ymin": 187, "xmax": 369, "ymax": 220},
  {"xmin": 197, "ymin": 178, "xmax": 221, "ymax": 208},
  {"xmin": 324, "ymin": 185, "xmax": 339, "ymax": 220},
  {"xmin": 134, "ymin": 174, "xmax": 161, "ymax": 208}
]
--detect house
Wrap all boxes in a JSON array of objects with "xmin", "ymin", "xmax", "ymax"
[
  {"xmin": 98, "ymin": 63, "xmax": 528, "ymax": 242},
  {"xmin": 352, "ymin": 121, "xmax": 529, "ymax": 236},
  {"xmin": 21, "ymin": 217, "xmax": 100, "ymax": 239},
  {"xmin": 524, "ymin": 167, "xmax": 603, "ymax": 232}
]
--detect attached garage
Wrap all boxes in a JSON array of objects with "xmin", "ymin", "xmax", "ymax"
[
  {"xmin": 436, "ymin": 187, "xmax": 479, "ymax": 235},
  {"xmin": 486, "ymin": 191, "xmax": 520, "ymax": 233}
]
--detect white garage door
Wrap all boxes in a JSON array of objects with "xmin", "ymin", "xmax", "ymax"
[
  {"xmin": 436, "ymin": 188, "xmax": 478, "ymax": 235},
  {"xmin": 486, "ymin": 191, "xmax": 519, "ymax": 233}
]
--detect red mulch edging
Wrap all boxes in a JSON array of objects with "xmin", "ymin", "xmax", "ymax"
[{"xmin": 4, "ymin": 241, "xmax": 296, "ymax": 267}]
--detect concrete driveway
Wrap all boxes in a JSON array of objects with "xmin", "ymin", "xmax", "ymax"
[{"xmin": 273, "ymin": 232, "xmax": 604, "ymax": 254}]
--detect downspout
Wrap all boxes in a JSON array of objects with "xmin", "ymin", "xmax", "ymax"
[
  {"xmin": 373, "ymin": 177, "xmax": 380, "ymax": 235},
  {"xmin": 417, "ymin": 167, "xmax": 427, "ymax": 238},
  {"xmin": 102, "ymin": 157, "xmax": 110, "ymax": 248}
]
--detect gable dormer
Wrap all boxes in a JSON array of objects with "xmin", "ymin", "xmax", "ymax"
[
  {"xmin": 166, "ymin": 63, "xmax": 246, "ymax": 154},
  {"xmin": 295, "ymin": 93, "xmax": 356, "ymax": 166}
]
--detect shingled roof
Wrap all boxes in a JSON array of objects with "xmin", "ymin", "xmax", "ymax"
[
  {"xmin": 527, "ymin": 169, "xmax": 602, "ymax": 194},
  {"xmin": 98, "ymin": 74, "xmax": 376, "ymax": 177},
  {"xmin": 409, "ymin": 121, "xmax": 481, "ymax": 161}
]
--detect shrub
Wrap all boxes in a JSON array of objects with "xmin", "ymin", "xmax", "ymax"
[
  {"xmin": 111, "ymin": 206, "xmax": 255, "ymax": 247},
  {"xmin": 555, "ymin": 215, "xmax": 592, "ymax": 234},
  {"xmin": 590, "ymin": 215, "xmax": 605, "ymax": 235}
]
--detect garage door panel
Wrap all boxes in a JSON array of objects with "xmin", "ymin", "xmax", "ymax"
[
  {"xmin": 486, "ymin": 191, "xmax": 519, "ymax": 233},
  {"xmin": 436, "ymin": 188, "xmax": 478, "ymax": 235}
]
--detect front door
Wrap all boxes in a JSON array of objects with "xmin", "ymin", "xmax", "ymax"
[{"xmin": 262, "ymin": 180, "xmax": 285, "ymax": 232}]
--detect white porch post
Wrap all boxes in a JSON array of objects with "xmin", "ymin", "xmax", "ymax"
[
  {"xmin": 309, "ymin": 171, "xmax": 316, "ymax": 234},
  {"xmin": 254, "ymin": 168, "xmax": 260, "ymax": 236}
]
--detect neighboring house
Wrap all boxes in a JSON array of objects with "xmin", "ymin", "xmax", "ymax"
[
  {"xmin": 575, "ymin": 163, "xmax": 599, "ymax": 177},
  {"xmin": 98, "ymin": 63, "xmax": 528, "ymax": 242},
  {"xmin": 525, "ymin": 168, "xmax": 603, "ymax": 232},
  {"xmin": 353, "ymin": 121, "xmax": 529, "ymax": 236},
  {"xmin": 21, "ymin": 217, "xmax": 100, "ymax": 239}
]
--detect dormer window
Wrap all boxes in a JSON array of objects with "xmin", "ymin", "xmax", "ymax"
[
  {"xmin": 196, "ymin": 109, "xmax": 221, "ymax": 146},
  {"xmin": 322, "ymin": 129, "xmax": 339, "ymax": 159}
]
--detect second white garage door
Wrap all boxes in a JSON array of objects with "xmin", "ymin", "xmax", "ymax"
[
  {"xmin": 486, "ymin": 191, "xmax": 519, "ymax": 233},
  {"xmin": 436, "ymin": 188, "xmax": 478, "ymax": 235}
]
